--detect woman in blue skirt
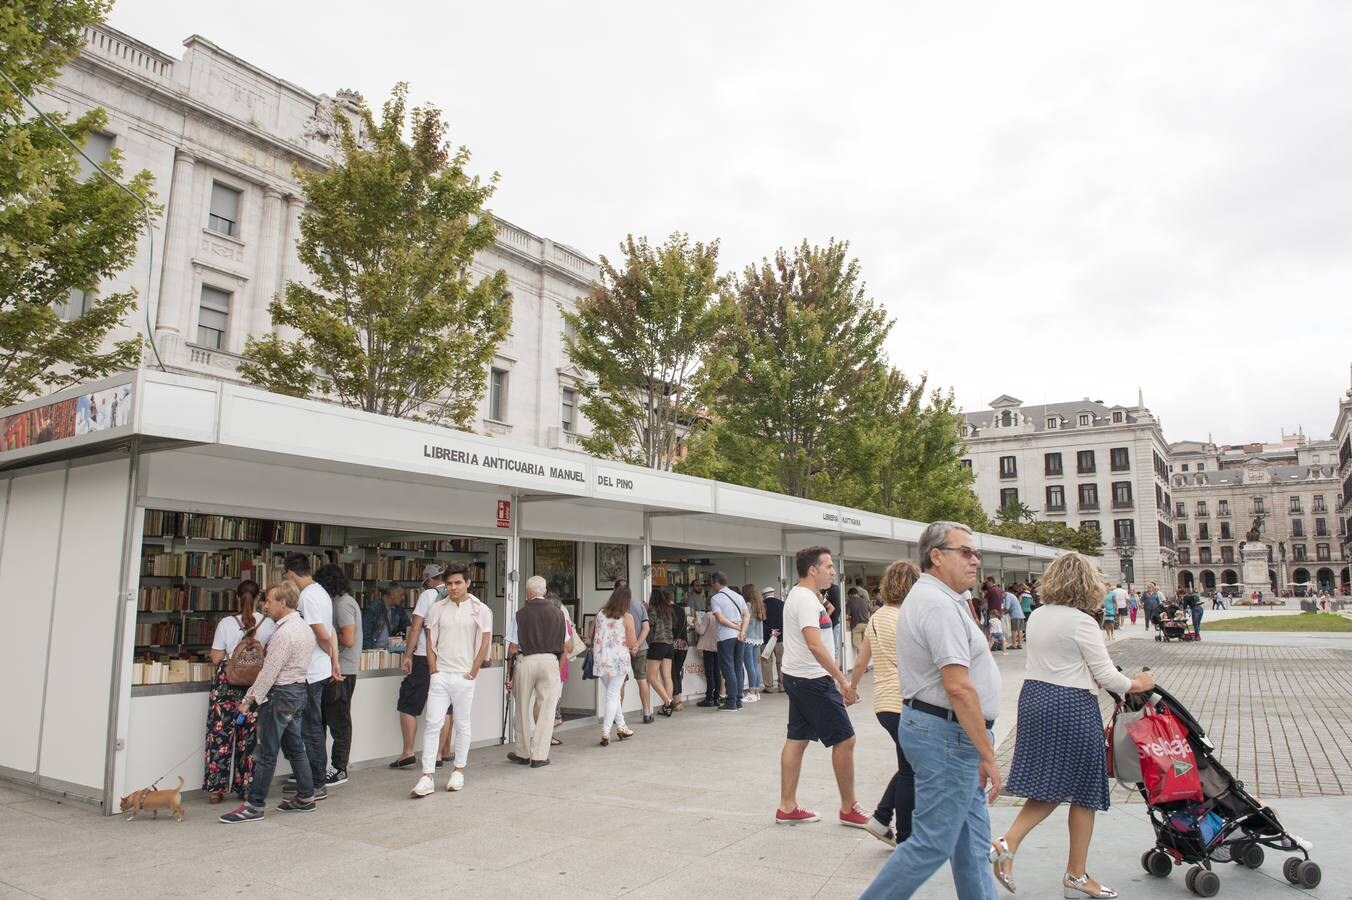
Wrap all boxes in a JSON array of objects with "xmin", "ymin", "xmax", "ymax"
[{"xmin": 988, "ymin": 553, "xmax": 1154, "ymax": 898}]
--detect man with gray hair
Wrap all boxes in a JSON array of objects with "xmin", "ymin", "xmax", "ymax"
[
  {"xmin": 862, "ymin": 522, "xmax": 1002, "ymax": 900},
  {"xmin": 505, "ymin": 575, "xmax": 570, "ymax": 767}
]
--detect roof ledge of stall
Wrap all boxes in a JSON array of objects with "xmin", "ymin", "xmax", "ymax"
[{"xmin": 0, "ymin": 371, "xmax": 1060, "ymax": 562}]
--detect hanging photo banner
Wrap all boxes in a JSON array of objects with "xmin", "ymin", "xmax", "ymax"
[{"xmin": 0, "ymin": 380, "xmax": 134, "ymax": 458}]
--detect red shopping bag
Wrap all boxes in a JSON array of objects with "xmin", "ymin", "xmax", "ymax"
[{"xmin": 1125, "ymin": 706, "xmax": 1204, "ymax": 804}]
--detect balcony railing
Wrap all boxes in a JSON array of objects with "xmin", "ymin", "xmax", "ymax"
[{"xmin": 547, "ymin": 426, "xmax": 586, "ymax": 451}]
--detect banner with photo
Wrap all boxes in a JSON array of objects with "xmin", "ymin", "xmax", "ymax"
[{"xmin": 1, "ymin": 384, "xmax": 133, "ymax": 453}]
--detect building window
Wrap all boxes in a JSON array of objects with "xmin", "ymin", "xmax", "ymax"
[
  {"xmin": 488, "ymin": 367, "xmax": 507, "ymax": 422},
  {"xmin": 1291, "ymin": 519, "xmax": 1304, "ymax": 538},
  {"xmin": 1316, "ymin": 543, "xmax": 1330, "ymax": 561},
  {"xmin": 960, "ymin": 459, "xmax": 972, "ymax": 470},
  {"xmin": 1175, "ymin": 501, "xmax": 1186, "ymax": 517},
  {"xmin": 208, "ymin": 181, "xmax": 242, "ymax": 238},
  {"xmin": 1199, "ymin": 522, "xmax": 1210, "ymax": 540},
  {"xmin": 561, "ymin": 388, "xmax": 576, "ymax": 433},
  {"xmin": 1199, "ymin": 546, "xmax": 1212, "ymax": 564},
  {"xmin": 999, "ymin": 456, "xmax": 1017, "ymax": 479},
  {"xmin": 1177, "ymin": 523, "xmax": 1189, "ymax": 541},
  {"xmin": 1110, "ymin": 447, "xmax": 1130, "ymax": 471},
  {"xmin": 1290, "ymin": 496, "xmax": 1303, "ymax": 514},
  {"xmin": 1178, "ymin": 548, "xmax": 1190, "ymax": 564},
  {"xmin": 1218, "ymin": 499, "xmax": 1230, "ymax": 516},
  {"xmin": 77, "ymin": 132, "xmax": 114, "ymax": 180},
  {"xmin": 1112, "ymin": 481, "xmax": 1133, "ymax": 509},
  {"xmin": 562, "ymin": 316, "xmax": 577, "ymax": 347},
  {"xmin": 1181, "ymin": 464, "xmax": 1190, "ymax": 472},
  {"xmin": 1078, "ymin": 483, "xmax": 1099, "ymax": 510},
  {"xmin": 1253, "ymin": 497, "xmax": 1264, "ymax": 514},
  {"xmin": 1046, "ymin": 485, "xmax": 1065, "ymax": 511},
  {"xmin": 1114, "ymin": 518, "xmax": 1136, "ymax": 546},
  {"xmin": 1045, "ymin": 452, "xmax": 1063, "ymax": 476},
  {"xmin": 1081, "ymin": 520, "xmax": 1100, "ymax": 533},
  {"xmin": 1313, "ymin": 495, "xmax": 1326, "ymax": 512},
  {"xmin": 1046, "ymin": 417, "xmax": 1059, "ymax": 429},
  {"xmin": 1195, "ymin": 501, "xmax": 1208, "ymax": 516},
  {"xmin": 1197, "ymin": 463, "xmax": 1206, "ymax": 472},
  {"xmin": 1078, "ymin": 414, "xmax": 1091, "ymax": 426},
  {"xmin": 1000, "ymin": 488, "xmax": 1019, "ymax": 510},
  {"xmin": 1315, "ymin": 517, "xmax": 1327, "ymax": 537},
  {"xmin": 1220, "ymin": 521, "xmax": 1232, "ymax": 540},
  {"xmin": 1293, "ymin": 544, "xmax": 1307, "ymax": 561},
  {"xmin": 1112, "ymin": 411, "xmax": 1124, "ymax": 423},
  {"xmin": 197, "ymin": 286, "xmax": 230, "ymax": 349},
  {"xmin": 1221, "ymin": 546, "xmax": 1234, "ymax": 563},
  {"xmin": 1077, "ymin": 450, "xmax": 1096, "ymax": 474},
  {"xmin": 55, "ymin": 287, "xmax": 94, "ymax": 321}
]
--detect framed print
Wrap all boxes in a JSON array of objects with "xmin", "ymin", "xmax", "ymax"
[
  {"xmin": 495, "ymin": 543, "xmax": 505, "ymax": 598},
  {"xmin": 582, "ymin": 613, "xmax": 596, "ymax": 639},
  {"xmin": 595, "ymin": 542, "xmax": 629, "ymax": 591},
  {"xmin": 532, "ymin": 540, "xmax": 577, "ymax": 601}
]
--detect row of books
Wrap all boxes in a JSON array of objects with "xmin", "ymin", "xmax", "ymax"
[
  {"xmin": 141, "ymin": 549, "xmax": 264, "ymax": 579},
  {"xmin": 138, "ymin": 586, "xmax": 237, "ymax": 611},
  {"xmin": 339, "ymin": 558, "xmax": 489, "ymax": 583},
  {"xmin": 134, "ymin": 617, "xmax": 218, "ymax": 646},
  {"xmin": 141, "ymin": 510, "xmax": 344, "ymax": 547},
  {"xmin": 374, "ymin": 538, "xmax": 479, "ymax": 553},
  {"xmin": 359, "ymin": 649, "xmax": 404, "ymax": 671},
  {"xmin": 131, "ymin": 659, "xmax": 215, "ymax": 685}
]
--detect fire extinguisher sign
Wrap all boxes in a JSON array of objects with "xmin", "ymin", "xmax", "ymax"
[{"xmin": 496, "ymin": 500, "xmax": 511, "ymax": 529}]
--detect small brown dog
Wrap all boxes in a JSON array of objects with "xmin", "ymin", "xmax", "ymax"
[{"xmin": 120, "ymin": 775, "xmax": 185, "ymax": 822}]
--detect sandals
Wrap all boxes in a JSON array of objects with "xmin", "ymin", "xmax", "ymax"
[
  {"xmin": 550, "ymin": 736, "xmax": 562, "ymax": 746},
  {"xmin": 616, "ymin": 726, "xmax": 634, "ymax": 740},
  {"xmin": 599, "ymin": 731, "xmax": 610, "ymax": 747},
  {"xmin": 989, "ymin": 837, "xmax": 1016, "ymax": 893}
]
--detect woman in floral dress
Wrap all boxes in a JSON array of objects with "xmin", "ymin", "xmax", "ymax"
[{"xmin": 202, "ymin": 580, "xmax": 275, "ymax": 802}]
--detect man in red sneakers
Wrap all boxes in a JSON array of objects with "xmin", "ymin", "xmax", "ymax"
[{"xmin": 775, "ymin": 546, "xmax": 865, "ymax": 828}]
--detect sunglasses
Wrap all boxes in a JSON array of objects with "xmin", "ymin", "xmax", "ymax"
[{"xmin": 937, "ymin": 545, "xmax": 983, "ymax": 562}]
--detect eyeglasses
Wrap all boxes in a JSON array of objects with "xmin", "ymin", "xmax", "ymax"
[{"xmin": 937, "ymin": 546, "xmax": 982, "ymax": 562}]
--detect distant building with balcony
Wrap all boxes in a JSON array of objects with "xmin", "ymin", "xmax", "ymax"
[
  {"xmin": 38, "ymin": 24, "xmax": 597, "ymax": 449},
  {"xmin": 961, "ymin": 394, "xmax": 1174, "ymax": 588},
  {"xmin": 1333, "ymin": 373, "xmax": 1352, "ymax": 592},
  {"xmin": 1168, "ymin": 432, "xmax": 1345, "ymax": 595}
]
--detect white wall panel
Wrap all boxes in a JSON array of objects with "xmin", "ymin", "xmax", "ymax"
[
  {"xmin": 40, "ymin": 459, "xmax": 130, "ymax": 791},
  {"xmin": 651, "ymin": 517, "xmax": 783, "ymax": 556},
  {"xmin": 0, "ymin": 470, "xmax": 68, "ymax": 774}
]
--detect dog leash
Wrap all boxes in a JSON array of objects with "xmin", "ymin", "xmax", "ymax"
[{"xmin": 144, "ymin": 746, "xmax": 202, "ymax": 791}]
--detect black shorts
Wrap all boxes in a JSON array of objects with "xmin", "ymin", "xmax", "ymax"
[
  {"xmin": 647, "ymin": 642, "xmax": 673, "ymax": 661},
  {"xmin": 396, "ymin": 654, "xmax": 432, "ymax": 716},
  {"xmin": 784, "ymin": 674, "xmax": 855, "ymax": 748}
]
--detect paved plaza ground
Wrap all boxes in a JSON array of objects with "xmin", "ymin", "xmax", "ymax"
[{"xmin": 2, "ymin": 623, "xmax": 1349, "ymax": 898}]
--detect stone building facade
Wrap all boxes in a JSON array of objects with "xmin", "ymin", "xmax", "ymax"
[
  {"xmin": 37, "ymin": 24, "xmax": 597, "ymax": 451},
  {"xmin": 1332, "ymin": 375, "xmax": 1352, "ymax": 591},
  {"xmin": 961, "ymin": 395, "xmax": 1175, "ymax": 588},
  {"xmin": 1168, "ymin": 435, "xmax": 1346, "ymax": 595}
]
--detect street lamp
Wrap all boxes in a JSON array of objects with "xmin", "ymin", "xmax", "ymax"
[{"xmin": 1116, "ymin": 542, "xmax": 1136, "ymax": 587}]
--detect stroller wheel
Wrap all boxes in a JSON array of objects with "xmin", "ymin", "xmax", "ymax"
[
  {"xmin": 1240, "ymin": 844, "xmax": 1264, "ymax": 869},
  {"xmin": 1187, "ymin": 867, "xmax": 1220, "ymax": 897},
  {"xmin": 1296, "ymin": 861, "xmax": 1321, "ymax": 888},
  {"xmin": 1143, "ymin": 849, "xmax": 1173, "ymax": 877},
  {"xmin": 1283, "ymin": 858, "xmax": 1301, "ymax": 883}
]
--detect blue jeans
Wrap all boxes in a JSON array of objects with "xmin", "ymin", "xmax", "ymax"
[
  {"xmin": 303, "ymin": 680, "xmax": 327, "ymax": 789},
  {"xmin": 717, "ymin": 638, "xmax": 744, "ymax": 708},
  {"xmin": 861, "ymin": 707, "xmax": 997, "ymax": 900},
  {"xmin": 1190, "ymin": 605, "xmax": 1203, "ymax": 638},
  {"xmin": 741, "ymin": 642, "xmax": 763, "ymax": 690},
  {"xmin": 247, "ymin": 682, "xmax": 312, "ymax": 807}
]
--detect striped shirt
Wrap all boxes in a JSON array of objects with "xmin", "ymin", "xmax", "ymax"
[
  {"xmin": 244, "ymin": 611, "xmax": 316, "ymax": 705},
  {"xmin": 867, "ymin": 605, "xmax": 902, "ymax": 714}
]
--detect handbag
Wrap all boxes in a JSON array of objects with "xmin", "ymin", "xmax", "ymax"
[
  {"xmin": 582, "ymin": 648, "xmax": 595, "ymax": 680},
  {"xmin": 1106, "ymin": 703, "xmax": 1146, "ymax": 786},
  {"xmin": 224, "ymin": 615, "xmax": 265, "ymax": 687},
  {"xmin": 760, "ymin": 633, "xmax": 778, "ymax": 660},
  {"xmin": 1126, "ymin": 705, "xmax": 1203, "ymax": 804}
]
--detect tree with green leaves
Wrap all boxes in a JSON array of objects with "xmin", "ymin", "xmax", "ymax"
[
  {"xmin": 680, "ymin": 240, "xmax": 892, "ymax": 503},
  {"xmin": 238, "ymin": 84, "xmax": 509, "ymax": 427},
  {"xmin": 0, "ymin": 0, "xmax": 154, "ymax": 407},
  {"xmin": 989, "ymin": 517, "xmax": 1103, "ymax": 556},
  {"xmin": 561, "ymin": 233, "xmax": 734, "ymax": 469},
  {"xmin": 873, "ymin": 368, "xmax": 989, "ymax": 526}
]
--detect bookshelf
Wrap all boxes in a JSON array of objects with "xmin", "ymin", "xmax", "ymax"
[{"xmin": 132, "ymin": 509, "xmax": 503, "ymax": 687}]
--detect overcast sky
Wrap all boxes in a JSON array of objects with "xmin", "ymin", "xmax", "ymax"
[{"xmin": 109, "ymin": 1, "xmax": 1352, "ymax": 444}]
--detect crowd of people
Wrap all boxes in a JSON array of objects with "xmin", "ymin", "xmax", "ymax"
[{"xmin": 202, "ymin": 526, "xmax": 1160, "ymax": 898}]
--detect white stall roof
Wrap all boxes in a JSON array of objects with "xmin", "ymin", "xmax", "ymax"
[{"xmin": 0, "ymin": 371, "xmax": 1059, "ymax": 563}]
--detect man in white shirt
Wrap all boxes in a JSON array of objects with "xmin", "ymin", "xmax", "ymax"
[
  {"xmin": 410, "ymin": 563, "xmax": 492, "ymax": 797},
  {"xmin": 391, "ymin": 564, "xmax": 452, "ymax": 769},
  {"xmin": 283, "ymin": 553, "xmax": 340, "ymax": 802},
  {"xmin": 862, "ymin": 522, "xmax": 1002, "ymax": 900},
  {"xmin": 775, "ymin": 546, "xmax": 865, "ymax": 828},
  {"xmin": 710, "ymin": 572, "xmax": 748, "ymax": 711}
]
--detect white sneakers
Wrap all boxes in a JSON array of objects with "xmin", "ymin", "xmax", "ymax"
[
  {"xmin": 411, "ymin": 769, "xmax": 465, "ymax": 797},
  {"xmin": 410, "ymin": 775, "xmax": 435, "ymax": 798}
]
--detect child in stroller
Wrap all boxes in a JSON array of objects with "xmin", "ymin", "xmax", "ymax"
[
  {"xmin": 1154, "ymin": 603, "xmax": 1195, "ymax": 642},
  {"xmin": 1112, "ymin": 681, "xmax": 1319, "ymax": 896}
]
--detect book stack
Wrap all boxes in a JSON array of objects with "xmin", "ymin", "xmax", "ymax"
[{"xmin": 359, "ymin": 649, "xmax": 404, "ymax": 671}]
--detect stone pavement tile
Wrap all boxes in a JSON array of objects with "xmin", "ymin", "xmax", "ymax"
[
  {"xmin": 37, "ymin": 863, "xmax": 305, "ymax": 900},
  {"xmin": 628, "ymin": 858, "xmax": 827, "ymax": 899},
  {"xmin": 813, "ymin": 875, "xmax": 875, "ymax": 899},
  {"xmin": 0, "ymin": 826, "xmax": 173, "ymax": 896},
  {"xmin": 502, "ymin": 797, "xmax": 651, "ymax": 837},
  {"xmin": 403, "ymin": 823, "xmax": 586, "ymax": 871},
  {"xmin": 592, "ymin": 811, "xmax": 764, "ymax": 858},
  {"xmin": 279, "ymin": 846, "xmax": 481, "ymax": 900},
  {"xmin": 498, "ymin": 840, "xmax": 700, "ymax": 895},
  {"xmin": 454, "ymin": 868, "xmax": 615, "ymax": 899},
  {"xmin": 0, "ymin": 783, "xmax": 38, "ymax": 806},
  {"xmin": 0, "ymin": 885, "xmax": 41, "ymax": 899},
  {"xmin": 707, "ymin": 821, "xmax": 864, "ymax": 877}
]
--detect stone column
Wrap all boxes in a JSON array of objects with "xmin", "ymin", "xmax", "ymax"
[
  {"xmin": 251, "ymin": 189, "xmax": 285, "ymax": 340},
  {"xmin": 275, "ymin": 195, "xmax": 306, "ymax": 341},
  {"xmin": 154, "ymin": 151, "xmax": 197, "ymax": 360}
]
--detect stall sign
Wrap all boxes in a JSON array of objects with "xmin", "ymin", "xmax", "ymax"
[{"xmin": 496, "ymin": 500, "xmax": 512, "ymax": 529}]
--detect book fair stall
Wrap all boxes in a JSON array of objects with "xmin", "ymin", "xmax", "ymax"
[{"xmin": 0, "ymin": 370, "xmax": 1060, "ymax": 813}]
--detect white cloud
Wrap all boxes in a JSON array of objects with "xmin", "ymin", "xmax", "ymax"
[{"xmin": 109, "ymin": 0, "xmax": 1352, "ymax": 443}]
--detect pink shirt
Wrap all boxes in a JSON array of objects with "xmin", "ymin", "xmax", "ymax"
[{"xmin": 245, "ymin": 611, "xmax": 316, "ymax": 704}]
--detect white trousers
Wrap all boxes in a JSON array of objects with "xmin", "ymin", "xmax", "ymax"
[
  {"xmin": 513, "ymin": 653, "xmax": 562, "ymax": 761},
  {"xmin": 422, "ymin": 671, "xmax": 476, "ymax": 774},
  {"xmin": 600, "ymin": 673, "xmax": 627, "ymax": 733}
]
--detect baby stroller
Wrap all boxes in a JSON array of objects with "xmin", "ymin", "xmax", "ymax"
[
  {"xmin": 1109, "ymin": 681, "xmax": 1320, "ymax": 896},
  {"xmin": 1155, "ymin": 607, "xmax": 1195, "ymax": 642}
]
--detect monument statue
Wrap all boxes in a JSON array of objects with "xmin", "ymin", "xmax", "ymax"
[{"xmin": 1245, "ymin": 514, "xmax": 1265, "ymax": 542}]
